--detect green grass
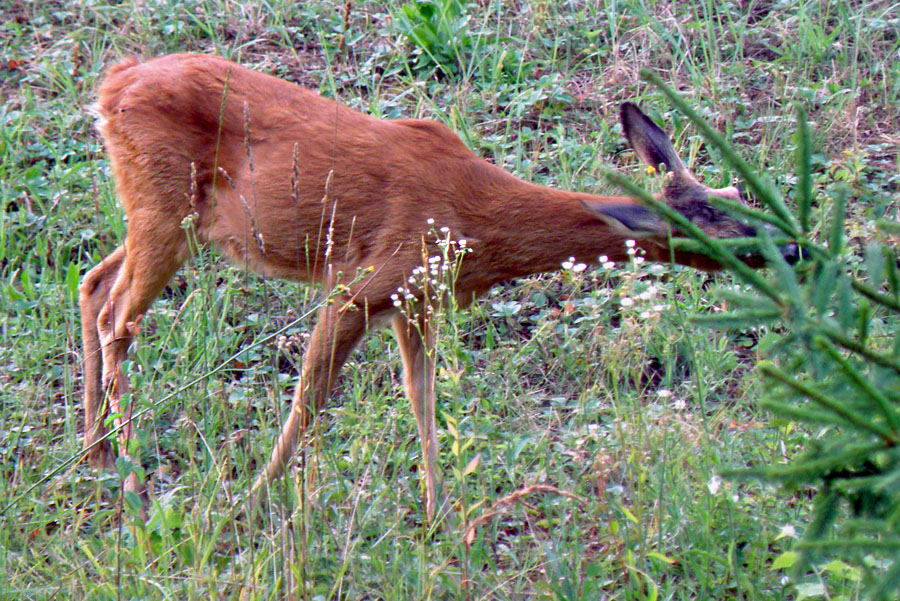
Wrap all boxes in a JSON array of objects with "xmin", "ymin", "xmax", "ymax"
[{"xmin": 1, "ymin": 1, "xmax": 897, "ymax": 599}]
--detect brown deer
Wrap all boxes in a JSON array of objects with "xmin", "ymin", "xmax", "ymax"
[{"xmin": 81, "ymin": 53, "xmax": 767, "ymax": 521}]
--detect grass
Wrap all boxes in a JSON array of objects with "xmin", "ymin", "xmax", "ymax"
[{"xmin": 1, "ymin": 1, "xmax": 898, "ymax": 599}]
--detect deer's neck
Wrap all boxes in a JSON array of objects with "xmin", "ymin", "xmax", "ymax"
[{"xmin": 455, "ymin": 160, "xmax": 644, "ymax": 286}]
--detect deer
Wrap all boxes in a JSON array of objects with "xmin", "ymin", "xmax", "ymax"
[{"xmin": 81, "ymin": 53, "xmax": 777, "ymax": 522}]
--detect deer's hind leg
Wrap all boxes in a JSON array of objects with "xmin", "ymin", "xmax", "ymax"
[
  {"xmin": 90, "ymin": 218, "xmax": 190, "ymax": 498},
  {"xmin": 80, "ymin": 246, "xmax": 126, "ymax": 470}
]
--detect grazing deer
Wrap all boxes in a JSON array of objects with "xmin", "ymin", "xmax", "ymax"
[{"xmin": 81, "ymin": 53, "xmax": 767, "ymax": 521}]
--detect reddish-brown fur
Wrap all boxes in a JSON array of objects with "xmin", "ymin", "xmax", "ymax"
[{"xmin": 81, "ymin": 54, "xmax": 755, "ymax": 520}]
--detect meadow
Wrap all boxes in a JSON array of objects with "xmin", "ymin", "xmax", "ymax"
[{"xmin": 1, "ymin": 1, "xmax": 898, "ymax": 599}]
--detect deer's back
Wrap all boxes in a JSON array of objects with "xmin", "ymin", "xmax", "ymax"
[{"xmin": 94, "ymin": 54, "xmax": 498, "ymax": 282}]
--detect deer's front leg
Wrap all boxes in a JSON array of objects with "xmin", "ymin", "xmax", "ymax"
[
  {"xmin": 392, "ymin": 312, "xmax": 439, "ymax": 522},
  {"xmin": 253, "ymin": 301, "xmax": 368, "ymax": 500}
]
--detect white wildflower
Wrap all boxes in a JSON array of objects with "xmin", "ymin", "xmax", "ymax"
[{"xmin": 778, "ymin": 524, "xmax": 797, "ymax": 539}]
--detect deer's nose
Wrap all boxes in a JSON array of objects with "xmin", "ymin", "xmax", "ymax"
[{"xmin": 780, "ymin": 241, "xmax": 801, "ymax": 264}]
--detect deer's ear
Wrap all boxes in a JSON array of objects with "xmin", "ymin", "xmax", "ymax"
[
  {"xmin": 582, "ymin": 200, "xmax": 668, "ymax": 238},
  {"xmin": 620, "ymin": 102, "xmax": 686, "ymax": 173}
]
